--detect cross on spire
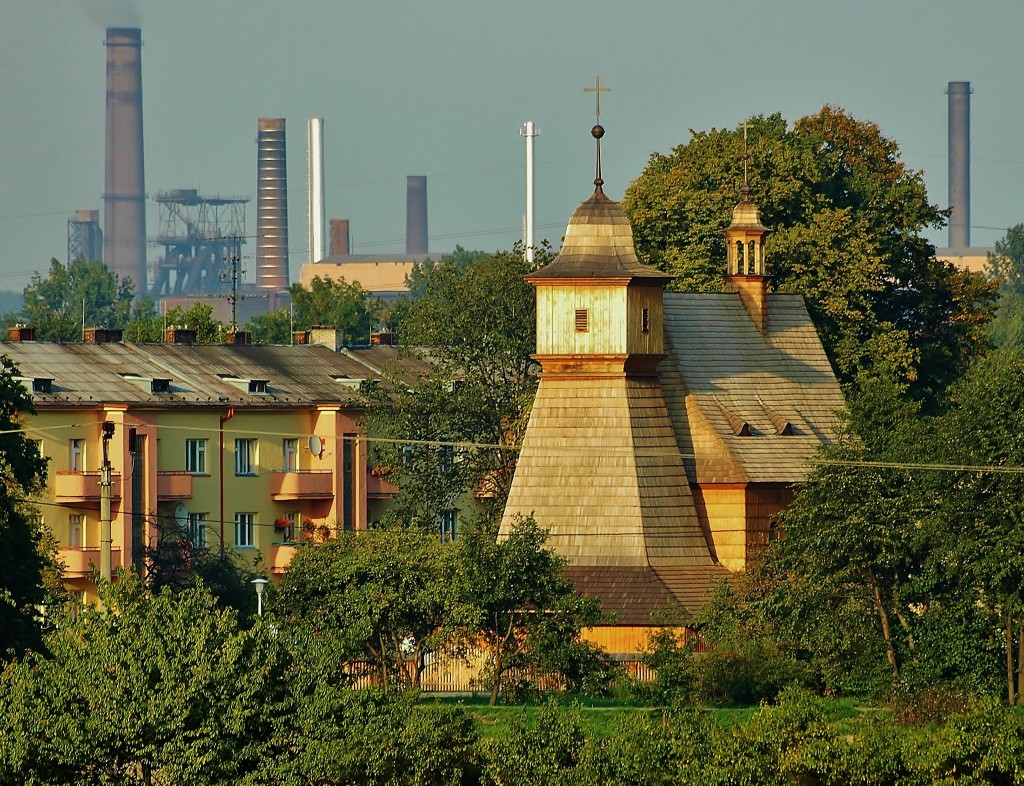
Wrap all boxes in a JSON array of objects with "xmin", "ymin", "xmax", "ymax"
[
  {"xmin": 584, "ymin": 75, "xmax": 612, "ymax": 123},
  {"xmin": 739, "ymin": 120, "xmax": 752, "ymax": 198},
  {"xmin": 584, "ymin": 77, "xmax": 611, "ymax": 191}
]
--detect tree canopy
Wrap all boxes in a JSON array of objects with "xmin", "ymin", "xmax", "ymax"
[
  {"xmin": 0, "ymin": 574, "xmax": 289, "ymax": 785},
  {"xmin": 622, "ymin": 107, "xmax": 997, "ymax": 400},
  {"xmin": 13, "ymin": 258, "xmax": 134, "ymax": 341},
  {"xmin": 365, "ymin": 249, "xmax": 544, "ymax": 525},
  {"xmin": 0, "ymin": 355, "xmax": 57, "ymax": 659},
  {"xmin": 249, "ymin": 276, "xmax": 379, "ymax": 345},
  {"xmin": 987, "ymin": 224, "xmax": 1024, "ymax": 351}
]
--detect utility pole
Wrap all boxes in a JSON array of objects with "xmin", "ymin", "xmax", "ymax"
[
  {"xmin": 99, "ymin": 420, "xmax": 115, "ymax": 583},
  {"xmin": 220, "ymin": 236, "xmax": 244, "ymax": 331},
  {"xmin": 520, "ymin": 120, "xmax": 538, "ymax": 264}
]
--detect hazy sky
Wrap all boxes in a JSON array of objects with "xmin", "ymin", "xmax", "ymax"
[{"xmin": 1, "ymin": 0, "xmax": 1021, "ymax": 292}]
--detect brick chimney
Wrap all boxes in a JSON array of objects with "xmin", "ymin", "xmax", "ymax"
[{"xmin": 165, "ymin": 327, "xmax": 197, "ymax": 345}]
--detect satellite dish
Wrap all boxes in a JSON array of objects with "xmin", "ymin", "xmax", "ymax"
[
  {"xmin": 174, "ymin": 503, "xmax": 189, "ymax": 527},
  {"xmin": 308, "ymin": 435, "xmax": 324, "ymax": 457}
]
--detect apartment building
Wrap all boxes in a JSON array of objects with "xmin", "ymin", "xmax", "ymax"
[{"xmin": 3, "ymin": 327, "xmax": 397, "ymax": 600}]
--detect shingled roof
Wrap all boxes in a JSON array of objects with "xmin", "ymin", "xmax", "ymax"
[
  {"xmin": 527, "ymin": 189, "xmax": 671, "ymax": 283},
  {"xmin": 0, "ymin": 341, "xmax": 383, "ymax": 408},
  {"xmin": 660, "ymin": 292, "xmax": 845, "ymax": 484}
]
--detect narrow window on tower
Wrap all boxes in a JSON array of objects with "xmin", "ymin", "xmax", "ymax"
[
  {"xmin": 574, "ymin": 308, "xmax": 589, "ymax": 332},
  {"xmin": 641, "ymin": 306, "xmax": 650, "ymax": 334}
]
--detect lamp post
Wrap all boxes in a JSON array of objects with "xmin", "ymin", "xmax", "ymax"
[
  {"xmin": 99, "ymin": 421, "xmax": 115, "ymax": 583},
  {"xmin": 251, "ymin": 578, "xmax": 269, "ymax": 617}
]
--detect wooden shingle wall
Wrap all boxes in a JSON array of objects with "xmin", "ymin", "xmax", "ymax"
[{"xmin": 502, "ymin": 376, "xmax": 712, "ymax": 568}]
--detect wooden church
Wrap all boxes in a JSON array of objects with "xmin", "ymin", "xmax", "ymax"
[{"xmin": 500, "ymin": 124, "xmax": 845, "ymax": 650}]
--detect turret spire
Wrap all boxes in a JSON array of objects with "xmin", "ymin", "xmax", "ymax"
[{"xmin": 584, "ymin": 76, "xmax": 611, "ymax": 191}]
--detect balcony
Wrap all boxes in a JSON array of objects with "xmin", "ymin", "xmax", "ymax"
[
  {"xmin": 157, "ymin": 471, "xmax": 193, "ymax": 500},
  {"xmin": 366, "ymin": 471, "xmax": 399, "ymax": 500},
  {"xmin": 54, "ymin": 471, "xmax": 122, "ymax": 505},
  {"xmin": 59, "ymin": 547, "xmax": 123, "ymax": 577},
  {"xmin": 269, "ymin": 543, "xmax": 297, "ymax": 575},
  {"xmin": 269, "ymin": 470, "xmax": 333, "ymax": 501}
]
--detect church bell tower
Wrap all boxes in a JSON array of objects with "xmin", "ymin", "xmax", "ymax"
[{"xmin": 501, "ymin": 110, "xmax": 715, "ymax": 584}]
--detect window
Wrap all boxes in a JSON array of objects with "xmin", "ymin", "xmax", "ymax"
[
  {"xmin": 283, "ymin": 438, "xmax": 298, "ymax": 472},
  {"xmin": 70, "ymin": 438, "xmax": 85, "ymax": 472},
  {"xmin": 187, "ymin": 512, "xmax": 208, "ymax": 549},
  {"xmin": 574, "ymin": 308, "xmax": 589, "ymax": 332},
  {"xmin": 439, "ymin": 509, "xmax": 458, "ymax": 542},
  {"xmin": 235, "ymin": 439, "xmax": 257, "ymax": 476},
  {"xmin": 69, "ymin": 514, "xmax": 84, "ymax": 548},
  {"xmin": 186, "ymin": 439, "xmax": 207, "ymax": 474},
  {"xmin": 285, "ymin": 511, "xmax": 298, "ymax": 542},
  {"xmin": 641, "ymin": 306, "xmax": 650, "ymax": 334},
  {"xmin": 235, "ymin": 512, "xmax": 256, "ymax": 548}
]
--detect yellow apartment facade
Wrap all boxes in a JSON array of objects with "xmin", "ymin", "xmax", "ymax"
[{"xmin": 3, "ymin": 327, "xmax": 397, "ymax": 601}]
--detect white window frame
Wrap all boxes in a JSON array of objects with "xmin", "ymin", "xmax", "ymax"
[
  {"xmin": 187, "ymin": 512, "xmax": 208, "ymax": 549},
  {"xmin": 235, "ymin": 439, "xmax": 257, "ymax": 476},
  {"xmin": 235, "ymin": 512, "xmax": 256, "ymax": 548},
  {"xmin": 283, "ymin": 438, "xmax": 298, "ymax": 472},
  {"xmin": 69, "ymin": 513, "xmax": 85, "ymax": 548},
  {"xmin": 186, "ymin": 439, "xmax": 207, "ymax": 475},
  {"xmin": 70, "ymin": 438, "xmax": 85, "ymax": 472},
  {"xmin": 439, "ymin": 509, "xmax": 458, "ymax": 542}
]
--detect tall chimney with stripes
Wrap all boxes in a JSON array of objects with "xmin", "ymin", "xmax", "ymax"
[
  {"xmin": 406, "ymin": 175, "xmax": 428, "ymax": 255},
  {"xmin": 256, "ymin": 117, "xmax": 290, "ymax": 290},
  {"xmin": 947, "ymin": 81, "xmax": 972, "ymax": 249},
  {"xmin": 103, "ymin": 28, "xmax": 147, "ymax": 294}
]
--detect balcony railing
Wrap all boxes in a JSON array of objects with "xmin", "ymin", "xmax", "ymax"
[
  {"xmin": 269, "ymin": 543, "xmax": 297, "ymax": 575},
  {"xmin": 157, "ymin": 471, "xmax": 193, "ymax": 500},
  {"xmin": 54, "ymin": 471, "xmax": 122, "ymax": 504},
  {"xmin": 59, "ymin": 547, "xmax": 123, "ymax": 577},
  {"xmin": 269, "ymin": 470, "xmax": 333, "ymax": 500},
  {"xmin": 366, "ymin": 471, "xmax": 399, "ymax": 500}
]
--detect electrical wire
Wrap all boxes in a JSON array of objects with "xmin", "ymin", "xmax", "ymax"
[{"xmin": 13, "ymin": 420, "xmax": 1024, "ymax": 475}]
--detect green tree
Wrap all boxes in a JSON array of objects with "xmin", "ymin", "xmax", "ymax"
[
  {"xmin": 366, "ymin": 249, "xmax": 545, "ymax": 525},
  {"xmin": 987, "ymin": 224, "xmax": 1024, "ymax": 350},
  {"xmin": 144, "ymin": 517, "xmax": 263, "ymax": 621},
  {"xmin": 276, "ymin": 529, "xmax": 453, "ymax": 689},
  {"xmin": 0, "ymin": 355, "xmax": 56, "ymax": 659},
  {"xmin": 930, "ymin": 350, "xmax": 1024, "ymax": 704},
  {"xmin": 0, "ymin": 573, "xmax": 288, "ymax": 785},
  {"xmin": 122, "ymin": 299, "xmax": 225, "ymax": 343},
  {"xmin": 622, "ymin": 108, "xmax": 996, "ymax": 400},
  {"xmin": 18, "ymin": 258, "xmax": 135, "ymax": 341},
  {"xmin": 268, "ymin": 686, "xmax": 478, "ymax": 786},
  {"xmin": 763, "ymin": 379, "xmax": 937, "ymax": 694},
  {"xmin": 248, "ymin": 276, "xmax": 379, "ymax": 345},
  {"xmin": 452, "ymin": 516, "xmax": 605, "ymax": 705}
]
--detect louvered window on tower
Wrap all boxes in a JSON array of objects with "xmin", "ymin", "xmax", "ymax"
[
  {"xmin": 641, "ymin": 307, "xmax": 650, "ymax": 334},
  {"xmin": 575, "ymin": 309, "xmax": 589, "ymax": 332}
]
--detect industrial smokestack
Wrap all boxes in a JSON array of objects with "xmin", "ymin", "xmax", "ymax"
[
  {"xmin": 103, "ymin": 28, "xmax": 147, "ymax": 294},
  {"xmin": 406, "ymin": 175, "xmax": 428, "ymax": 255},
  {"xmin": 307, "ymin": 118, "xmax": 325, "ymax": 264},
  {"xmin": 947, "ymin": 81, "xmax": 972, "ymax": 249},
  {"xmin": 256, "ymin": 117, "xmax": 289, "ymax": 290},
  {"xmin": 329, "ymin": 219, "xmax": 350, "ymax": 256}
]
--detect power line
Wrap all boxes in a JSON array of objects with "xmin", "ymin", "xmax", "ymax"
[{"xmin": 16, "ymin": 420, "xmax": 1024, "ymax": 476}]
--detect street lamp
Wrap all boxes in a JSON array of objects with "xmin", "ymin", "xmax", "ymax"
[{"xmin": 251, "ymin": 578, "xmax": 269, "ymax": 617}]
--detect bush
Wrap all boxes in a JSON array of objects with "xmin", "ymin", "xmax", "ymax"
[
  {"xmin": 882, "ymin": 681, "xmax": 979, "ymax": 726},
  {"xmin": 692, "ymin": 642, "xmax": 810, "ymax": 706},
  {"xmin": 634, "ymin": 626, "xmax": 695, "ymax": 705}
]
